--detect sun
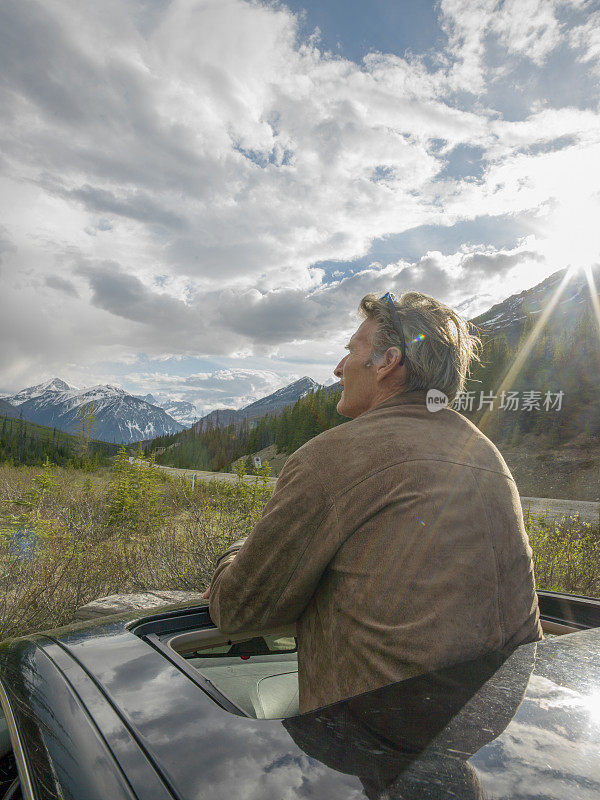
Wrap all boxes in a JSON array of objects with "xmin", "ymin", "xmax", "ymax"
[{"xmin": 538, "ymin": 195, "xmax": 600, "ymax": 276}]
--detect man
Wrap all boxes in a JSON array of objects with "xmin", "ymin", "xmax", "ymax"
[{"xmin": 205, "ymin": 291, "xmax": 543, "ymax": 714}]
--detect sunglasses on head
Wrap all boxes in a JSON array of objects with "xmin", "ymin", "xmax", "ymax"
[{"xmin": 379, "ymin": 292, "xmax": 406, "ymax": 367}]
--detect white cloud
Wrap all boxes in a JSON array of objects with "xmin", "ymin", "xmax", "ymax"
[
  {"xmin": 0, "ymin": 0, "xmax": 598, "ymax": 401},
  {"xmin": 490, "ymin": 0, "xmax": 562, "ymax": 66},
  {"xmin": 439, "ymin": 0, "xmax": 581, "ymax": 91},
  {"xmin": 438, "ymin": 0, "xmax": 498, "ymax": 92},
  {"xmin": 122, "ymin": 366, "xmax": 298, "ymax": 414},
  {"xmin": 570, "ymin": 9, "xmax": 600, "ymax": 71}
]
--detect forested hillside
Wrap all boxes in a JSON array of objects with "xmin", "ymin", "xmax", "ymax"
[
  {"xmin": 148, "ymin": 385, "xmax": 345, "ymax": 472},
  {"xmin": 0, "ymin": 414, "xmax": 119, "ymax": 467},
  {"xmin": 466, "ymin": 304, "xmax": 600, "ymax": 445}
]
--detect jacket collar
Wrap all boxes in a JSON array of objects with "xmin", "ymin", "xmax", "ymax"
[{"xmin": 363, "ymin": 389, "xmax": 430, "ymax": 416}]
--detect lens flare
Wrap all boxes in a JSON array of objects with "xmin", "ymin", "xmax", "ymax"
[{"xmin": 477, "ymin": 267, "xmax": 579, "ymax": 434}]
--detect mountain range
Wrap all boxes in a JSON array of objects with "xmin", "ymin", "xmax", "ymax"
[
  {"xmin": 135, "ymin": 394, "xmax": 199, "ymax": 427},
  {"xmin": 472, "ymin": 266, "xmax": 600, "ymax": 345},
  {"xmin": 3, "ymin": 266, "xmax": 597, "ymax": 444},
  {"xmin": 0, "ymin": 377, "xmax": 325, "ymax": 444},
  {"xmin": 1, "ymin": 380, "xmax": 185, "ymax": 444},
  {"xmin": 193, "ymin": 377, "xmax": 321, "ymax": 430}
]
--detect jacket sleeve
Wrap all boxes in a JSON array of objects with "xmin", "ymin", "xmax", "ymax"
[{"xmin": 208, "ymin": 450, "xmax": 340, "ymax": 634}]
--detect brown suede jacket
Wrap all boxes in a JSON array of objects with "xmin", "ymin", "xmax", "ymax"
[{"xmin": 208, "ymin": 390, "xmax": 543, "ymax": 713}]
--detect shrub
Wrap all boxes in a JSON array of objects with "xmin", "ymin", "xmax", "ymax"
[
  {"xmin": 0, "ymin": 461, "xmax": 129, "ymax": 639},
  {"xmin": 0, "ymin": 460, "xmax": 275, "ymax": 638},
  {"xmin": 2, "ymin": 459, "xmax": 599, "ymax": 641},
  {"xmin": 128, "ymin": 460, "xmax": 274, "ymax": 592},
  {"xmin": 108, "ymin": 444, "xmax": 165, "ymax": 535},
  {"xmin": 525, "ymin": 509, "xmax": 600, "ymax": 596}
]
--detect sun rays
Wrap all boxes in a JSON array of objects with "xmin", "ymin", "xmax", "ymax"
[
  {"xmin": 476, "ymin": 263, "xmax": 600, "ymax": 434},
  {"xmin": 583, "ymin": 265, "xmax": 600, "ymax": 341}
]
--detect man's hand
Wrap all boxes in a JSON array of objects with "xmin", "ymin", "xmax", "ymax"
[{"xmin": 203, "ymin": 550, "xmax": 240, "ymax": 601}]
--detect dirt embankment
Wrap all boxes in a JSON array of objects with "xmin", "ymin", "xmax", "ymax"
[
  {"xmin": 194, "ymin": 435, "xmax": 600, "ymax": 502},
  {"xmin": 500, "ymin": 436, "xmax": 599, "ymax": 502},
  {"xmin": 257, "ymin": 436, "xmax": 599, "ymax": 502}
]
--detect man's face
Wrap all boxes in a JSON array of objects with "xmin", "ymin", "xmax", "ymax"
[{"xmin": 333, "ymin": 318, "xmax": 380, "ymax": 418}]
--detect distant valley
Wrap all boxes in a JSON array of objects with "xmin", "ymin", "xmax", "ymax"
[{"xmin": 0, "ymin": 376, "xmax": 329, "ymax": 444}]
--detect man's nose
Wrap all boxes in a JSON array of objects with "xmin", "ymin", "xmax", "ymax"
[{"xmin": 333, "ymin": 356, "xmax": 346, "ymax": 378}]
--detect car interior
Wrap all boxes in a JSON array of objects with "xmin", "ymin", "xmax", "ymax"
[
  {"xmin": 167, "ymin": 624, "xmax": 300, "ymax": 718},
  {"xmin": 166, "ymin": 615, "xmax": 579, "ymax": 720}
]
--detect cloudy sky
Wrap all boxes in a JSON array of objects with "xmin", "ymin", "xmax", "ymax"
[{"xmin": 1, "ymin": 0, "xmax": 599, "ymax": 413}]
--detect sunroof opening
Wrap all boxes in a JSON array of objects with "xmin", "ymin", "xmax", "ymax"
[{"xmin": 167, "ymin": 625, "xmax": 299, "ymax": 719}]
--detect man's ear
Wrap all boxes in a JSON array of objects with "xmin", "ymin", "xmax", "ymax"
[{"xmin": 376, "ymin": 347, "xmax": 401, "ymax": 380}]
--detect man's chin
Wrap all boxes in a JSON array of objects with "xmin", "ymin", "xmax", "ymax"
[{"xmin": 336, "ymin": 395, "xmax": 354, "ymax": 419}]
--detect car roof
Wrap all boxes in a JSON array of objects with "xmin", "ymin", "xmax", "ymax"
[{"xmin": 2, "ymin": 605, "xmax": 600, "ymax": 799}]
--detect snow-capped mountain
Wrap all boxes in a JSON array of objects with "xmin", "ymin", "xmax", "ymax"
[
  {"xmin": 3, "ymin": 377, "xmax": 76, "ymax": 406},
  {"xmin": 4, "ymin": 380, "xmax": 184, "ymax": 443},
  {"xmin": 194, "ymin": 377, "xmax": 320, "ymax": 430},
  {"xmin": 159, "ymin": 399, "xmax": 199, "ymax": 427},
  {"xmin": 243, "ymin": 377, "xmax": 320, "ymax": 416},
  {"xmin": 135, "ymin": 393, "xmax": 199, "ymax": 427}
]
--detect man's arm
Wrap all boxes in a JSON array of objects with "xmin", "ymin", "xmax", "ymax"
[{"xmin": 208, "ymin": 451, "xmax": 340, "ymax": 634}]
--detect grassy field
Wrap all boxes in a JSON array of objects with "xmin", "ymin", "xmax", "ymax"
[
  {"xmin": 0, "ymin": 458, "xmax": 598, "ymax": 640},
  {"xmin": 0, "ymin": 455, "xmax": 272, "ymax": 639}
]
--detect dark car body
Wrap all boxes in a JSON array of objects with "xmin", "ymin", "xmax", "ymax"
[{"xmin": 1, "ymin": 590, "xmax": 600, "ymax": 800}]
